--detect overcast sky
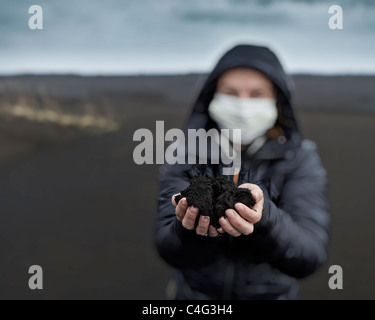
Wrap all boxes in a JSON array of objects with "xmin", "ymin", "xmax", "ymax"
[{"xmin": 0, "ymin": 0, "xmax": 374, "ymax": 75}]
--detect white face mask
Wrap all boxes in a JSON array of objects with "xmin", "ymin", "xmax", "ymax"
[{"xmin": 208, "ymin": 93, "xmax": 278, "ymax": 145}]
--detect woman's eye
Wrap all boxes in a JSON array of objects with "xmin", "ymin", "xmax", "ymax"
[
  {"xmin": 252, "ymin": 89, "xmax": 274, "ymax": 98},
  {"xmin": 226, "ymin": 92, "xmax": 238, "ymax": 97},
  {"xmin": 219, "ymin": 89, "xmax": 237, "ymax": 96},
  {"xmin": 252, "ymin": 89, "xmax": 265, "ymax": 97}
]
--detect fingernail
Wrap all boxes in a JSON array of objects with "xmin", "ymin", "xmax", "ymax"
[
  {"xmin": 181, "ymin": 198, "xmax": 187, "ymax": 206},
  {"xmin": 201, "ymin": 215, "xmax": 210, "ymax": 221},
  {"xmin": 190, "ymin": 206, "xmax": 198, "ymax": 215},
  {"xmin": 226, "ymin": 209, "xmax": 235, "ymax": 219}
]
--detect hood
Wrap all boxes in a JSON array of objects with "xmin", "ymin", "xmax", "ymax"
[{"xmin": 185, "ymin": 44, "xmax": 300, "ymax": 144}]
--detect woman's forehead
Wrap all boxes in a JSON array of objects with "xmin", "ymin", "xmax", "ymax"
[{"xmin": 217, "ymin": 68, "xmax": 274, "ymax": 89}]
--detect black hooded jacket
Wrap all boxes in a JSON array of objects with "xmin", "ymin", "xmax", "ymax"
[{"xmin": 155, "ymin": 45, "xmax": 330, "ymax": 300}]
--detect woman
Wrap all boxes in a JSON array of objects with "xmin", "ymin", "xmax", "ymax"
[{"xmin": 155, "ymin": 44, "xmax": 330, "ymax": 299}]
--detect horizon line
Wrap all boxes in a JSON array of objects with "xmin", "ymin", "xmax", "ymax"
[{"xmin": 1, "ymin": 71, "xmax": 375, "ymax": 78}]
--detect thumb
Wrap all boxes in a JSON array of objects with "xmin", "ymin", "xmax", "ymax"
[
  {"xmin": 238, "ymin": 183, "xmax": 263, "ymax": 202},
  {"xmin": 252, "ymin": 187, "xmax": 263, "ymax": 203}
]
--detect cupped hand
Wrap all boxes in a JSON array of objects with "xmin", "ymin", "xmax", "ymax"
[
  {"xmin": 218, "ymin": 183, "xmax": 264, "ymax": 237},
  {"xmin": 171, "ymin": 194, "xmax": 219, "ymax": 237}
]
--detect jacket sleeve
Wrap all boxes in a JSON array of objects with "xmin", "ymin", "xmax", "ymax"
[
  {"xmin": 155, "ymin": 164, "xmax": 223, "ymax": 269},
  {"xmin": 252, "ymin": 142, "xmax": 331, "ymax": 278}
]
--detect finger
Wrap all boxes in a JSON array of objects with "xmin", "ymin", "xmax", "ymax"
[
  {"xmin": 252, "ymin": 188, "xmax": 263, "ymax": 204},
  {"xmin": 217, "ymin": 227, "xmax": 225, "ymax": 234},
  {"xmin": 182, "ymin": 206, "xmax": 199, "ymax": 230},
  {"xmin": 234, "ymin": 203, "xmax": 261, "ymax": 224},
  {"xmin": 238, "ymin": 183, "xmax": 263, "ymax": 203},
  {"xmin": 219, "ymin": 216, "xmax": 241, "ymax": 237},
  {"xmin": 196, "ymin": 215, "xmax": 210, "ymax": 236},
  {"xmin": 252, "ymin": 197, "xmax": 264, "ymax": 217},
  {"xmin": 171, "ymin": 193, "xmax": 180, "ymax": 206},
  {"xmin": 209, "ymin": 225, "xmax": 219, "ymax": 237},
  {"xmin": 225, "ymin": 209, "xmax": 254, "ymax": 235},
  {"xmin": 247, "ymin": 188, "xmax": 264, "ymax": 216},
  {"xmin": 175, "ymin": 197, "xmax": 188, "ymax": 222}
]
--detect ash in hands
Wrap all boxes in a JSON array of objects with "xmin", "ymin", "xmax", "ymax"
[{"xmin": 174, "ymin": 175, "xmax": 256, "ymax": 228}]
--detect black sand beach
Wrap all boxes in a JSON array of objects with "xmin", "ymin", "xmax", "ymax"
[{"xmin": 0, "ymin": 74, "xmax": 374, "ymax": 299}]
